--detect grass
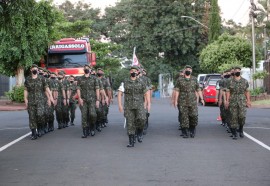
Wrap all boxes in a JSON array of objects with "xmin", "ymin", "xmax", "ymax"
[{"xmin": 251, "ymin": 99, "xmax": 270, "ymax": 105}]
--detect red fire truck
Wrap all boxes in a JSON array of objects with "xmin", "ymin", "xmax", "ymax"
[{"xmin": 41, "ymin": 38, "xmax": 96, "ymax": 76}]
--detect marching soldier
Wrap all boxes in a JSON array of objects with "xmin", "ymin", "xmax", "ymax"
[
  {"xmin": 68, "ymin": 75, "xmax": 77, "ymax": 126},
  {"xmin": 61, "ymin": 71, "xmax": 71, "ymax": 128},
  {"xmin": 225, "ymin": 66, "xmax": 251, "ymax": 140},
  {"xmin": 174, "ymin": 65, "xmax": 205, "ymax": 138},
  {"xmin": 48, "ymin": 72, "xmax": 58, "ymax": 131},
  {"xmin": 118, "ymin": 66, "xmax": 151, "ymax": 147},
  {"xmin": 24, "ymin": 65, "xmax": 54, "ymax": 140},
  {"xmin": 77, "ymin": 65, "xmax": 100, "ymax": 138}
]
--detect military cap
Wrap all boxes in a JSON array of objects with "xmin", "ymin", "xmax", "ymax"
[
  {"xmin": 234, "ymin": 66, "xmax": 242, "ymax": 70},
  {"xmin": 184, "ymin": 65, "xmax": 192, "ymax": 69},
  {"xmin": 84, "ymin": 64, "xmax": 91, "ymax": 68},
  {"xmin": 179, "ymin": 69, "xmax": 184, "ymax": 73},
  {"xmin": 31, "ymin": 64, "xmax": 38, "ymax": 69},
  {"xmin": 69, "ymin": 75, "xmax": 75, "ymax": 78},
  {"xmin": 130, "ymin": 65, "xmax": 139, "ymax": 71},
  {"xmin": 97, "ymin": 68, "xmax": 104, "ymax": 72},
  {"xmin": 58, "ymin": 71, "xmax": 64, "ymax": 75},
  {"xmin": 59, "ymin": 70, "xmax": 66, "ymax": 75}
]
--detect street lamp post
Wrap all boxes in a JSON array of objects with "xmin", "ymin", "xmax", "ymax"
[{"xmin": 181, "ymin": 16, "xmax": 209, "ymax": 29}]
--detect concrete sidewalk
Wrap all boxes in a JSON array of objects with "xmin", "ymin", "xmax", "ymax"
[{"xmin": 0, "ymin": 100, "xmax": 26, "ymax": 111}]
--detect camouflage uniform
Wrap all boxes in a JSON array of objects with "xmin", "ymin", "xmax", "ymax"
[
  {"xmin": 62, "ymin": 77, "xmax": 70, "ymax": 126},
  {"xmin": 69, "ymin": 82, "xmax": 77, "ymax": 125},
  {"xmin": 55, "ymin": 80, "xmax": 65, "ymax": 129},
  {"xmin": 46, "ymin": 77, "xmax": 58, "ymax": 131},
  {"xmin": 174, "ymin": 76, "xmax": 200, "ymax": 129},
  {"xmin": 77, "ymin": 75, "xmax": 99, "ymax": 133},
  {"xmin": 24, "ymin": 76, "xmax": 48, "ymax": 131},
  {"xmin": 224, "ymin": 77, "xmax": 233, "ymax": 130},
  {"xmin": 226, "ymin": 77, "xmax": 249, "ymax": 129},
  {"xmin": 217, "ymin": 78, "xmax": 226, "ymax": 125},
  {"xmin": 95, "ymin": 77, "xmax": 104, "ymax": 130},
  {"xmin": 100, "ymin": 77, "xmax": 111, "ymax": 125},
  {"xmin": 123, "ymin": 78, "xmax": 147, "ymax": 135}
]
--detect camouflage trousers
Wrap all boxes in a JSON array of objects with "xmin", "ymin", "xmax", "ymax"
[
  {"xmin": 27, "ymin": 103, "xmax": 45, "ymax": 130},
  {"xmin": 103, "ymin": 103, "xmax": 109, "ymax": 122},
  {"xmin": 179, "ymin": 104, "xmax": 198, "ymax": 129},
  {"xmin": 177, "ymin": 104, "xmax": 182, "ymax": 126},
  {"xmin": 55, "ymin": 100, "xmax": 64, "ymax": 126},
  {"xmin": 229, "ymin": 104, "xmax": 247, "ymax": 129},
  {"xmin": 63, "ymin": 103, "xmax": 69, "ymax": 124},
  {"xmin": 80, "ymin": 101, "xmax": 97, "ymax": 130},
  {"xmin": 69, "ymin": 101, "xmax": 77, "ymax": 123},
  {"xmin": 47, "ymin": 105, "xmax": 55, "ymax": 128},
  {"xmin": 96, "ymin": 103, "xmax": 105, "ymax": 124},
  {"xmin": 124, "ymin": 108, "xmax": 146, "ymax": 135},
  {"xmin": 220, "ymin": 102, "xmax": 226, "ymax": 124}
]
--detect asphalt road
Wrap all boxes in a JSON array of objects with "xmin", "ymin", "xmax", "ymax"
[{"xmin": 0, "ymin": 98, "xmax": 269, "ymax": 186}]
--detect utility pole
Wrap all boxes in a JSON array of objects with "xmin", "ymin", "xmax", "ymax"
[{"xmin": 250, "ymin": 0, "xmax": 257, "ymax": 89}]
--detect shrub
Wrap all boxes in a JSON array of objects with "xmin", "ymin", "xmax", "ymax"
[
  {"xmin": 5, "ymin": 86, "xmax": 25, "ymax": 103},
  {"xmin": 250, "ymin": 87, "xmax": 265, "ymax": 96}
]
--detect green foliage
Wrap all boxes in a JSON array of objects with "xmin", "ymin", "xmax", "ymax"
[
  {"xmin": 0, "ymin": 0, "xmax": 61, "ymax": 76},
  {"xmin": 252, "ymin": 70, "xmax": 269, "ymax": 80},
  {"xmin": 250, "ymin": 87, "xmax": 266, "ymax": 96},
  {"xmin": 208, "ymin": 0, "xmax": 221, "ymax": 42},
  {"xmin": 110, "ymin": 68, "xmax": 130, "ymax": 90},
  {"xmin": 5, "ymin": 86, "xmax": 25, "ymax": 103},
  {"xmin": 200, "ymin": 33, "xmax": 255, "ymax": 73},
  {"xmin": 102, "ymin": 0, "xmax": 210, "ymax": 77}
]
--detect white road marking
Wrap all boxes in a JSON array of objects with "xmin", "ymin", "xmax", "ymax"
[
  {"xmin": 244, "ymin": 132, "xmax": 270, "ymax": 151},
  {"xmin": 244, "ymin": 127, "xmax": 270, "ymax": 130},
  {"xmin": 0, "ymin": 132, "xmax": 31, "ymax": 152},
  {"xmin": 0, "ymin": 127, "xmax": 29, "ymax": 131}
]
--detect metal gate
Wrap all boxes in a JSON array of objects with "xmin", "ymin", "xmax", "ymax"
[{"xmin": 158, "ymin": 74, "xmax": 174, "ymax": 98}]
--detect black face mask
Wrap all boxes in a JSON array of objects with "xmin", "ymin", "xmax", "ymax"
[
  {"xmin": 235, "ymin": 72, "xmax": 241, "ymax": 77},
  {"xmin": 185, "ymin": 71, "xmax": 191, "ymax": 76},
  {"xmin": 224, "ymin": 75, "xmax": 230, "ymax": 79},
  {"xmin": 97, "ymin": 73, "xmax": 103, "ymax": 77},
  {"xmin": 32, "ymin": 70, "xmax": 38, "ymax": 75},
  {"xmin": 58, "ymin": 77, "xmax": 62, "ymax": 80},
  {"xmin": 130, "ymin": 72, "xmax": 137, "ymax": 77},
  {"xmin": 51, "ymin": 77, "xmax": 56, "ymax": 80},
  {"xmin": 70, "ymin": 81, "xmax": 74, "ymax": 84},
  {"xmin": 231, "ymin": 72, "xmax": 235, "ymax": 76},
  {"xmin": 39, "ymin": 72, "xmax": 43, "ymax": 76},
  {"xmin": 44, "ymin": 75, "xmax": 49, "ymax": 78},
  {"xmin": 84, "ymin": 69, "xmax": 90, "ymax": 74}
]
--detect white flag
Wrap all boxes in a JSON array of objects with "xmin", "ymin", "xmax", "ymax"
[{"xmin": 132, "ymin": 47, "xmax": 139, "ymax": 66}]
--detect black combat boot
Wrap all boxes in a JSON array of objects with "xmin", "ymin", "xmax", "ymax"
[
  {"xmin": 81, "ymin": 128, "xmax": 87, "ymax": 138},
  {"xmin": 189, "ymin": 126, "xmax": 196, "ymax": 138},
  {"xmin": 137, "ymin": 129, "xmax": 143, "ymax": 143},
  {"xmin": 127, "ymin": 135, "xmax": 134, "ymax": 147},
  {"xmin": 182, "ymin": 128, "xmax": 189, "ymax": 138},
  {"xmin": 232, "ymin": 129, "xmax": 238, "ymax": 140},
  {"xmin": 31, "ymin": 129, "xmax": 37, "ymax": 140},
  {"xmin": 96, "ymin": 122, "xmax": 102, "ymax": 132},
  {"xmin": 239, "ymin": 126, "xmax": 244, "ymax": 138},
  {"xmin": 180, "ymin": 128, "xmax": 184, "ymax": 136}
]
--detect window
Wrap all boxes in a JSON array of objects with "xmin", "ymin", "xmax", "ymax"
[{"xmin": 47, "ymin": 53, "xmax": 87, "ymax": 67}]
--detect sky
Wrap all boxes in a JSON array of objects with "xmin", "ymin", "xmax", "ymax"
[{"xmin": 54, "ymin": 0, "xmax": 251, "ymax": 25}]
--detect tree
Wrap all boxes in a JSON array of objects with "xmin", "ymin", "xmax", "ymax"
[
  {"xmin": 199, "ymin": 33, "xmax": 257, "ymax": 73},
  {"xmin": 102, "ymin": 0, "xmax": 210, "ymax": 83},
  {"xmin": 0, "ymin": 0, "xmax": 60, "ymax": 86},
  {"xmin": 208, "ymin": 0, "xmax": 221, "ymax": 42}
]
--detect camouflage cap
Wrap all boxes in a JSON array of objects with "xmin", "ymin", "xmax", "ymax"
[
  {"xmin": 184, "ymin": 65, "xmax": 192, "ymax": 69},
  {"xmin": 130, "ymin": 65, "xmax": 139, "ymax": 71},
  {"xmin": 97, "ymin": 68, "xmax": 104, "ymax": 72},
  {"xmin": 179, "ymin": 69, "xmax": 184, "ymax": 73},
  {"xmin": 31, "ymin": 64, "xmax": 38, "ymax": 69},
  {"xmin": 58, "ymin": 71, "xmax": 64, "ymax": 76},
  {"xmin": 234, "ymin": 66, "xmax": 242, "ymax": 70}
]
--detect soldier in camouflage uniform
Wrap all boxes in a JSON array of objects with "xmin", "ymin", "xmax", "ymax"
[
  {"xmin": 68, "ymin": 75, "xmax": 77, "ymax": 126},
  {"xmin": 217, "ymin": 71, "xmax": 226, "ymax": 126},
  {"xmin": 225, "ymin": 66, "xmax": 251, "ymax": 140},
  {"xmin": 55, "ymin": 71, "xmax": 67, "ymax": 129},
  {"xmin": 224, "ymin": 68, "xmax": 234, "ymax": 134},
  {"xmin": 118, "ymin": 66, "xmax": 151, "ymax": 147},
  {"xmin": 61, "ymin": 71, "xmax": 71, "ymax": 128},
  {"xmin": 97, "ymin": 68, "xmax": 112, "ymax": 128},
  {"xmin": 174, "ymin": 65, "xmax": 205, "ymax": 138},
  {"xmin": 24, "ymin": 65, "xmax": 53, "ymax": 140},
  {"xmin": 48, "ymin": 72, "xmax": 58, "ymax": 131},
  {"xmin": 77, "ymin": 65, "xmax": 100, "ymax": 138}
]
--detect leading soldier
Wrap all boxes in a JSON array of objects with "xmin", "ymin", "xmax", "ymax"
[
  {"xmin": 24, "ymin": 65, "xmax": 54, "ymax": 140},
  {"xmin": 174, "ymin": 65, "xmax": 205, "ymax": 138},
  {"xmin": 118, "ymin": 66, "xmax": 151, "ymax": 147}
]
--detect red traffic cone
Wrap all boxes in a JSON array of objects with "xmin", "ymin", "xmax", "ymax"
[{"xmin": 217, "ymin": 115, "xmax": 222, "ymax": 121}]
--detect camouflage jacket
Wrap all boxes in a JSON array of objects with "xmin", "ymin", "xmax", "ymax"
[
  {"xmin": 24, "ymin": 75, "xmax": 48, "ymax": 105},
  {"xmin": 174, "ymin": 76, "xmax": 200, "ymax": 106},
  {"xmin": 77, "ymin": 75, "xmax": 99, "ymax": 102},
  {"xmin": 69, "ymin": 82, "xmax": 77, "ymax": 103},
  {"xmin": 140, "ymin": 75, "xmax": 152, "ymax": 90},
  {"xmin": 226, "ymin": 77, "xmax": 249, "ymax": 105},
  {"xmin": 99, "ymin": 77, "xmax": 111, "ymax": 91},
  {"xmin": 122, "ymin": 78, "xmax": 147, "ymax": 110}
]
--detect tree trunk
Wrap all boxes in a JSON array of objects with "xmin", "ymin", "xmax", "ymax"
[{"xmin": 16, "ymin": 66, "xmax": 25, "ymax": 87}]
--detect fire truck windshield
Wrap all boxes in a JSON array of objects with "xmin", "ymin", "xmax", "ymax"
[{"xmin": 47, "ymin": 53, "xmax": 87, "ymax": 67}]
